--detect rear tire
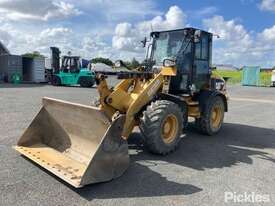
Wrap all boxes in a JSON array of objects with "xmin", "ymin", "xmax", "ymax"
[
  {"xmin": 52, "ymin": 75, "xmax": 61, "ymax": 86},
  {"xmin": 79, "ymin": 77, "xmax": 95, "ymax": 88},
  {"xmin": 140, "ymin": 100, "xmax": 184, "ymax": 155},
  {"xmin": 196, "ymin": 96, "xmax": 225, "ymax": 135}
]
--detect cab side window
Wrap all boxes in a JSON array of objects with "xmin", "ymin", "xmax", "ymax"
[
  {"xmin": 195, "ymin": 41, "xmax": 201, "ymax": 59},
  {"xmin": 195, "ymin": 35, "xmax": 209, "ymax": 60}
]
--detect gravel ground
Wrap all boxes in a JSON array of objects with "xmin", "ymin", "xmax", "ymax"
[{"xmin": 0, "ymin": 82, "xmax": 275, "ymax": 206}]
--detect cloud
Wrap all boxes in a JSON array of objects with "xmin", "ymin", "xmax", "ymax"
[
  {"xmin": 260, "ymin": 25, "xmax": 275, "ymax": 41},
  {"xmin": 203, "ymin": 15, "xmax": 252, "ymax": 48},
  {"xmin": 0, "ymin": 22, "xmax": 115, "ymax": 59},
  {"xmin": 0, "ymin": 29, "xmax": 11, "ymax": 45},
  {"xmin": 112, "ymin": 6, "xmax": 186, "ymax": 53},
  {"xmin": 1, "ymin": 2, "xmax": 275, "ymax": 66},
  {"xmin": 259, "ymin": 0, "xmax": 275, "ymax": 11},
  {"xmin": 203, "ymin": 16, "xmax": 253, "ymax": 65},
  {"xmin": 0, "ymin": 26, "xmax": 74, "ymax": 54},
  {"xmin": 1, "ymin": 4, "xmax": 185, "ymax": 61},
  {"xmin": 203, "ymin": 15, "xmax": 275, "ymax": 66},
  {"xmin": 0, "ymin": 3, "xmax": 186, "ymax": 62},
  {"xmin": 35, "ymin": 27, "xmax": 73, "ymax": 51},
  {"xmin": 36, "ymin": 28, "xmax": 115, "ymax": 58},
  {"xmin": 112, "ymin": 23, "xmax": 142, "ymax": 52},
  {"xmin": 0, "ymin": 0, "xmax": 82, "ymax": 21}
]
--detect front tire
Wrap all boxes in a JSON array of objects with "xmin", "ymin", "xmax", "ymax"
[
  {"xmin": 196, "ymin": 96, "xmax": 225, "ymax": 135},
  {"xmin": 52, "ymin": 75, "xmax": 61, "ymax": 86},
  {"xmin": 140, "ymin": 100, "xmax": 184, "ymax": 155},
  {"xmin": 79, "ymin": 77, "xmax": 95, "ymax": 88}
]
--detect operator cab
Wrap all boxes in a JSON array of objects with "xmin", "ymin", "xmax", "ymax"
[
  {"xmin": 50, "ymin": 47, "xmax": 82, "ymax": 74},
  {"xmin": 150, "ymin": 28, "xmax": 213, "ymax": 94},
  {"xmin": 61, "ymin": 56, "xmax": 81, "ymax": 73}
]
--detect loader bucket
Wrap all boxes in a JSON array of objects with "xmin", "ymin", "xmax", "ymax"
[{"xmin": 14, "ymin": 98, "xmax": 129, "ymax": 188}]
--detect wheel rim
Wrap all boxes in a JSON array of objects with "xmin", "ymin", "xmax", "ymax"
[
  {"xmin": 161, "ymin": 114, "xmax": 179, "ymax": 144},
  {"xmin": 211, "ymin": 105, "xmax": 222, "ymax": 128}
]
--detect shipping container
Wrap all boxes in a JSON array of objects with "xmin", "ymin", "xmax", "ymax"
[
  {"xmin": 23, "ymin": 57, "xmax": 46, "ymax": 83},
  {"xmin": 0, "ymin": 55, "xmax": 23, "ymax": 82},
  {"xmin": 242, "ymin": 66, "xmax": 261, "ymax": 86},
  {"xmin": 45, "ymin": 58, "xmax": 52, "ymax": 70}
]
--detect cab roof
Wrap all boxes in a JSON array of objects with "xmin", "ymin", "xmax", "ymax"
[{"xmin": 150, "ymin": 27, "xmax": 212, "ymax": 37}]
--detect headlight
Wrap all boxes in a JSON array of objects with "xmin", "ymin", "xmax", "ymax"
[
  {"xmin": 163, "ymin": 58, "xmax": 176, "ymax": 67},
  {"xmin": 216, "ymin": 80, "xmax": 225, "ymax": 91}
]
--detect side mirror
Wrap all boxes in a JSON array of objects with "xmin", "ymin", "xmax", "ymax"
[
  {"xmin": 141, "ymin": 37, "xmax": 147, "ymax": 48},
  {"xmin": 194, "ymin": 30, "xmax": 202, "ymax": 43}
]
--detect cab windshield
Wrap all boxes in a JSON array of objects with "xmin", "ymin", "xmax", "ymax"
[{"xmin": 151, "ymin": 30, "xmax": 190, "ymax": 66}]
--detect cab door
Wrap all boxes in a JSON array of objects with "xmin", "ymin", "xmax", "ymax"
[{"xmin": 193, "ymin": 32, "xmax": 212, "ymax": 90}]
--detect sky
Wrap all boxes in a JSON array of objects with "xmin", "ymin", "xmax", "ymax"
[{"xmin": 0, "ymin": 0, "xmax": 275, "ymax": 67}]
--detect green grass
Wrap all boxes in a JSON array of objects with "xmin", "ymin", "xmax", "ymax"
[
  {"xmin": 213, "ymin": 70, "xmax": 242, "ymax": 84},
  {"xmin": 260, "ymin": 72, "xmax": 272, "ymax": 87},
  {"xmin": 213, "ymin": 70, "xmax": 272, "ymax": 87}
]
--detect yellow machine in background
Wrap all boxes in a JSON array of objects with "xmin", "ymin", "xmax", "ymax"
[{"xmin": 15, "ymin": 28, "xmax": 228, "ymax": 188}]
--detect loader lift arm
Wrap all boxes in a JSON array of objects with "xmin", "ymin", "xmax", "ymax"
[
  {"xmin": 94, "ymin": 71, "xmax": 154, "ymax": 80},
  {"xmin": 95, "ymin": 68, "xmax": 176, "ymax": 138}
]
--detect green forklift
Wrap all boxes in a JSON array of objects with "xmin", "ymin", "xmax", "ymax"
[{"xmin": 50, "ymin": 47, "xmax": 95, "ymax": 87}]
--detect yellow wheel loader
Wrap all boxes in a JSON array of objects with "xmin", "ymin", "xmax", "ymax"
[{"xmin": 14, "ymin": 28, "xmax": 228, "ymax": 188}]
